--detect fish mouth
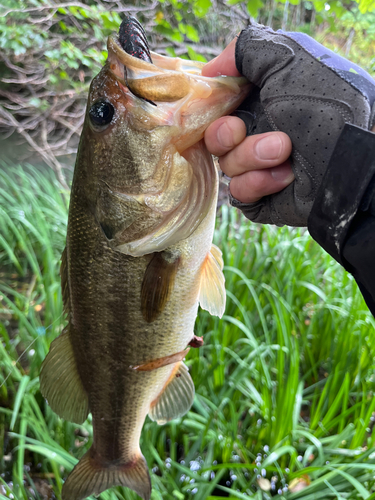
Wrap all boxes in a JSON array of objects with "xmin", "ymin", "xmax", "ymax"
[
  {"xmin": 107, "ymin": 36, "xmax": 205, "ymax": 103},
  {"xmin": 107, "ymin": 18, "xmax": 248, "ymax": 104}
]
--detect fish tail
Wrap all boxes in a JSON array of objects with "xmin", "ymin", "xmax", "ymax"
[{"xmin": 62, "ymin": 447, "xmax": 151, "ymax": 500}]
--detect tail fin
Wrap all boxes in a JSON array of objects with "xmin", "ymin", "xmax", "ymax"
[{"xmin": 62, "ymin": 448, "xmax": 151, "ymax": 500}]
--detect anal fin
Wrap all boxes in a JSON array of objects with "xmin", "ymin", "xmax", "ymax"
[
  {"xmin": 198, "ymin": 244, "xmax": 226, "ymax": 318},
  {"xmin": 39, "ymin": 328, "xmax": 89, "ymax": 424},
  {"xmin": 62, "ymin": 448, "xmax": 151, "ymax": 500},
  {"xmin": 149, "ymin": 362, "xmax": 195, "ymax": 425}
]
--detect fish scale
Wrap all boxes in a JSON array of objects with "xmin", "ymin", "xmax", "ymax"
[{"xmin": 39, "ymin": 17, "xmax": 250, "ymax": 500}]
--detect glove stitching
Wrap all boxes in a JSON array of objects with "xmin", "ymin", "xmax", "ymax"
[
  {"xmin": 269, "ymin": 196, "xmax": 283, "ymax": 226},
  {"xmin": 247, "ymin": 42, "xmax": 294, "ymax": 87},
  {"xmin": 292, "ymin": 150, "xmax": 316, "ymax": 203},
  {"xmin": 263, "ymin": 95, "xmax": 353, "ymax": 123}
]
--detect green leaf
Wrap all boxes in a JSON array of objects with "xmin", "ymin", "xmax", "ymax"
[
  {"xmin": 194, "ymin": 0, "xmax": 212, "ymax": 16},
  {"xmin": 262, "ymin": 446, "xmax": 298, "ymax": 467},
  {"xmin": 247, "ymin": 0, "xmax": 264, "ymax": 17},
  {"xmin": 185, "ymin": 24, "xmax": 200, "ymax": 42},
  {"xmin": 101, "ymin": 12, "xmax": 121, "ymax": 31},
  {"xmin": 10, "ymin": 375, "xmax": 30, "ymax": 430},
  {"xmin": 187, "ymin": 45, "xmax": 207, "ymax": 62},
  {"xmin": 358, "ymin": 0, "xmax": 375, "ymax": 12},
  {"xmin": 166, "ymin": 46, "xmax": 176, "ymax": 57},
  {"xmin": 178, "ymin": 22, "xmax": 186, "ymax": 34},
  {"xmin": 78, "ymin": 7, "xmax": 90, "ymax": 19},
  {"xmin": 327, "ymin": 467, "xmax": 370, "ymax": 499}
]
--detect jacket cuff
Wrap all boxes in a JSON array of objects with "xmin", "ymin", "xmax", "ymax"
[
  {"xmin": 307, "ymin": 123, "xmax": 375, "ymax": 266},
  {"xmin": 308, "ymin": 123, "xmax": 375, "ymax": 315}
]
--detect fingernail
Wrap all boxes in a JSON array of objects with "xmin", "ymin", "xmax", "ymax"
[
  {"xmin": 271, "ymin": 164, "xmax": 295, "ymax": 183},
  {"xmin": 217, "ymin": 122, "xmax": 234, "ymax": 149},
  {"xmin": 255, "ymin": 135, "xmax": 283, "ymax": 160}
]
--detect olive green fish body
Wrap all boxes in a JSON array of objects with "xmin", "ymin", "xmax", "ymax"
[
  {"xmin": 40, "ymin": 27, "xmax": 250, "ymax": 500},
  {"xmin": 67, "ymin": 151, "xmax": 216, "ymax": 462}
]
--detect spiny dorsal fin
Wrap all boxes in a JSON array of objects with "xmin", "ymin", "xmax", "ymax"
[
  {"xmin": 141, "ymin": 251, "xmax": 180, "ymax": 323},
  {"xmin": 39, "ymin": 328, "xmax": 89, "ymax": 424},
  {"xmin": 60, "ymin": 247, "xmax": 70, "ymax": 316},
  {"xmin": 198, "ymin": 244, "xmax": 226, "ymax": 318},
  {"xmin": 62, "ymin": 448, "xmax": 151, "ymax": 500},
  {"xmin": 148, "ymin": 362, "xmax": 195, "ymax": 425}
]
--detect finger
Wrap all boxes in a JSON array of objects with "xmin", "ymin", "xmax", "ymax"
[
  {"xmin": 202, "ymin": 38, "xmax": 241, "ymax": 77},
  {"xmin": 204, "ymin": 116, "xmax": 247, "ymax": 157},
  {"xmin": 229, "ymin": 162, "xmax": 295, "ymax": 204},
  {"xmin": 219, "ymin": 132, "xmax": 292, "ymax": 178}
]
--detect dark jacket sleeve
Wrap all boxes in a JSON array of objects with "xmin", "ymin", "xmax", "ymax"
[{"xmin": 307, "ymin": 123, "xmax": 375, "ymax": 316}]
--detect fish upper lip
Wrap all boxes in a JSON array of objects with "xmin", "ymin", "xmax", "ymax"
[
  {"xmin": 108, "ymin": 36, "xmax": 163, "ymax": 74},
  {"xmin": 107, "ymin": 35, "xmax": 249, "ymax": 87}
]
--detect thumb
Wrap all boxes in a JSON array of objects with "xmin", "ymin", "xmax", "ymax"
[{"xmin": 202, "ymin": 38, "xmax": 241, "ymax": 78}]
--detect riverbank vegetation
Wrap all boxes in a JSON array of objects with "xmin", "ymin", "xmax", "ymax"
[{"xmin": 1, "ymin": 166, "xmax": 375, "ymax": 499}]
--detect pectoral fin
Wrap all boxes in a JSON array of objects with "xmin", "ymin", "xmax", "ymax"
[
  {"xmin": 198, "ymin": 244, "xmax": 226, "ymax": 318},
  {"xmin": 149, "ymin": 362, "xmax": 195, "ymax": 424},
  {"xmin": 141, "ymin": 251, "xmax": 180, "ymax": 323},
  {"xmin": 39, "ymin": 328, "xmax": 89, "ymax": 424}
]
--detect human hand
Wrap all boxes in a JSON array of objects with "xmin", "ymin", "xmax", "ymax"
[
  {"xmin": 203, "ymin": 39, "xmax": 294, "ymax": 204},
  {"xmin": 204, "ymin": 115, "xmax": 293, "ymax": 203},
  {"xmin": 204, "ymin": 26, "xmax": 375, "ymax": 227}
]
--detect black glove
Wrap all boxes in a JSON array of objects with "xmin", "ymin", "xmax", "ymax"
[{"xmin": 230, "ymin": 23, "xmax": 375, "ymax": 227}]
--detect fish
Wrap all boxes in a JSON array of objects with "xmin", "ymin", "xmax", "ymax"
[{"xmin": 39, "ymin": 16, "xmax": 250, "ymax": 500}]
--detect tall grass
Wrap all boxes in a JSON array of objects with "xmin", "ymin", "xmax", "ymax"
[{"xmin": 1, "ymin": 164, "xmax": 375, "ymax": 500}]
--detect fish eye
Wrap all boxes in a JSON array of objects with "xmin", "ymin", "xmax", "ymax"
[{"xmin": 89, "ymin": 100, "xmax": 115, "ymax": 128}]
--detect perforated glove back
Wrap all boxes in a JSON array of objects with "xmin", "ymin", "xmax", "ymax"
[{"xmin": 231, "ymin": 24, "xmax": 375, "ymax": 226}]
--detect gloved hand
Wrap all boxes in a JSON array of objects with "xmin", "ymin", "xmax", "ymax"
[{"xmin": 220, "ymin": 24, "xmax": 375, "ymax": 227}]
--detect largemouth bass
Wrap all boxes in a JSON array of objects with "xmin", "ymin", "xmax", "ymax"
[{"xmin": 40, "ymin": 16, "xmax": 250, "ymax": 500}]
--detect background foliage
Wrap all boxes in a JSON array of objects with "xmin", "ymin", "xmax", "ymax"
[
  {"xmin": 2, "ymin": 0, "xmax": 375, "ymax": 499},
  {"xmin": 1, "ymin": 166, "xmax": 375, "ymax": 499},
  {"xmin": 1, "ymin": 0, "xmax": 375, "ymax": 185}
]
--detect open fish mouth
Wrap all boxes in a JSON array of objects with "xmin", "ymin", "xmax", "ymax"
[{"xmin": 107, "ymin": 18, "xmax": 248, "ymax": 105}]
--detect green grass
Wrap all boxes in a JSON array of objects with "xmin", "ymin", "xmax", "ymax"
[{"xmin": 1, "ymin": 164, "xmax": 375, "ymax": 499}]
